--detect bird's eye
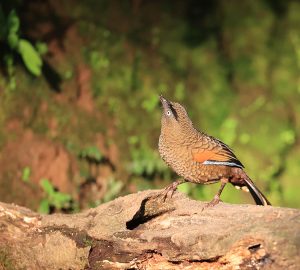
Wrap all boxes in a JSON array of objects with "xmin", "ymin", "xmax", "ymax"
[{"xmin": 166, "ymin": 110, "xmax": 172, "ymax": 116}]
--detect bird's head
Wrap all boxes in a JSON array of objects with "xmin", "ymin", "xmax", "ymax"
[{"xmin": 159, "ymin": 95, "xmax": 193, "ymax": 131}]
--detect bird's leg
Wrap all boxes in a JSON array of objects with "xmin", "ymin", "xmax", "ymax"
[
  {"xmin": 203, "ymin": 178, "xmax": 228, "ymax": 209},
  {"xmin": 162, "ymin": 179, "xmax": 185, "ymax": 202}
]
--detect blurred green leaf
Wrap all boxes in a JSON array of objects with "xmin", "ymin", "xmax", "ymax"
[
  {"xmin": 89, "ymin": 51, "xmax": 109, "ymax": 70},
  {"xmin": 18, "ymin": 39, "xmax": 42, "ymax": 76},
  {"xmin": 64, "ymin": 70, "xmax": 73, "ymax": 80},
  {"xmin": 7, "ymin": 10, "xmax": 20, "ymax": 34},
  {"xmin": 142, "ymin": 94, "xmax": 159, "ymax": 112},
  {"xmin": 40, "ymin": 178, "xmax": 72, "ymax": 211},
  {"xmin": 80, "ymin": 146, "xmax": 103, "ymax": 162},
  {"xmin": 280, "ymin": 129, "xmax": 296, "ymax": 145},
  {"xmin": 129, "ymin": 145, "xmax": 168, "ymax": 178},
  {"xmin": 52, "ymin": 192, "xmax": 72, "ymax": 209},
  {"xmin": 6, "ymin": 10, "xmax": 20, "ymax": 49},
  {"xmin": 192, "ymin": 186, "xmax": 205, "ymax": 200},
  {"xmin": 239, "ymin": 133, "xmax": 250, "ymax": 144},
  {"xmin": 40, "ymin": 178, "xmax": 55, "ymax": 196},
  {"xmin": 35, "ymin": 41, "xmax": 48, "ymax": 55},
  {"xmin": 4, "ymin": 54, "xmax": 16, "ymax": 90},
  {"xmin": 128, "ymin": 136, "xmax": 139, "ymax": 145},
  {"xmin": 219, "ymin": 117, "xmax": 238, "ymax": 145},
  {"xmin": 102, "ymin": 178, "xmax": 123, "ymax": 202},
  {"xmin": 38, "ymin": 199, "xmax": 50, "ymax": 214},
  {"xmin": 177, "ymin": 182, "xmax": 190, "ymax": 194},
  {"xmin": 7, "ymin": 32, "xmax": 19, "ymax": 49},
  {"xmin": 22, "ymin": 167, "xmax": 31, "ymax": 182}
]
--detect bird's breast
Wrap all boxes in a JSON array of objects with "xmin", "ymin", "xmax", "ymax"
[
  {"xmin": 159, "ymin": 134, "xmax": 196, "ymax": 178},
  {"xmin": 159, "ymin": 133, "xmax": 229, "ymax": 183}
]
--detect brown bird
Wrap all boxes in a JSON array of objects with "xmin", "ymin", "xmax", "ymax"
[{"xmin": 158, "ymin": 96, "xmax": 271, "ymax": 206}]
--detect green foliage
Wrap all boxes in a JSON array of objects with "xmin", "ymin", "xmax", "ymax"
[
  {"xmin": 219, "ymin": 117, "xmax": 238, "ymax": 146},
  {"xmin": 142, "ymin": 93, "xmax": 159, "ymax": 112},
  {"xmin": 1, "ymin": 1, "xmax": 300, "ymax": 209},
  {"xmin": 102, "ymin": 178, "xmax": 123, "ymax": 203},
  {"xmin": 4, "ymin": 54, "xmax": 16, "ymax": 90},
  {"xmin": 88, "ymin": 50, "xmax": 110, "ymax": 71},
  {"xmin": 177, "ymin": 183, "xmax": 219, "ymax": 203},
  {"xmin": 38, "ymin": 179, "xmax": 72, "ymax": 214},
  {"xmin": 0, "ymin": 8, "xmax": 45, "ymax": 89},
  {"xmin": 177, "ymin": 182, "xmax": 190, "ymax": 194},
  {"xmin": 35, "ymin": 41, "xmax": 48, "ymax": 55},
  {"xmin": 21, "ymin": 166, "xmax": 31, "ymax": 183},
  {"xmin": 79, "ymin": 146, "xmax": 103, "ymax": 162},
  {"xmin": 6, "ymin": 10, "xmax": 19, "ymax": 49},
  {"xmin": 18, "ymin": 39, "xmax": 43, "ymax": 76},
  {"xmin": 128, "ymin": 142, "xmax": 168, "ymax": 178}
]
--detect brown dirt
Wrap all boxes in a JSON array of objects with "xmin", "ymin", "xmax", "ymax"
[
  {"xmin": 76, "ymin": 64, "xmax": 94, "ymax": 113},
  {"xmin": 0, "ymin": 0, "xmax": 121, "ymax": 211},
  {"xmin": 0, "ymin": 129, "xmax": 78, "ymax": 209}
]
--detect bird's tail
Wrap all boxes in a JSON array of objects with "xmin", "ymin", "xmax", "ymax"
[{"xmin": 243, "ymin": 175, "xmax": 271, "ymax": 206}]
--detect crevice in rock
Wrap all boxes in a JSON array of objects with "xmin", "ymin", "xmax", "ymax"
[
  {"xmin": 248, "ymin": 243, "xmax": 261, "ymax": 253},
  {"xmin": 126, "ymin": 195, "xmax": 174, "ymax": 230}
]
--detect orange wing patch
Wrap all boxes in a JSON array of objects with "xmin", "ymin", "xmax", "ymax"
[
  {"xmin": 191, "ymin": 145, "xmax": 244, "ymax": 168},
  {"xmin": 192, "ymin": 149, "xmax": 232, "ymax": 163}
]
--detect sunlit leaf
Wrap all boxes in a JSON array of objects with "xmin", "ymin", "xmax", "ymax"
[
  {"xmin": 40, "ymin": 178, "xmax": 55, "ymax": 196},
  {"xmin": 6, "ymin": 10, "xmax": 20, "ymax": 49},
  {"xmin": 38, "ymin": 199, "xmax": 50, "ymax": 214},
  {"xmin": 18, "ymin": 39, "xmax": 42, "ymax": 76},
  {"xmin": 52, "ymin": 192, "xmax": 71, "ymax": 209},
  {"xmin": 80, "ymin": 146, "xmax": 103, "ymax": 161},
  {"xmin": 35, "ymin": 41, "xmax": 48, "ymax": 55},
  {"xmin": 280, "ymin": 129, "xmax": 295, "ymax": 145},
  {"xmin": 22, "ymin": 166, "xmax": 31, "ymax": 182},
  {"xmin": 7, "ymin": 10, "xmax": 19, "ymax": 34},
  {"xmin": 7, "ymin": 32, "xmax": 19, "ymax": 49}
]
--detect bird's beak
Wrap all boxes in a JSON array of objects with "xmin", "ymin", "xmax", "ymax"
[
  {"xmin": 159, "ymin": 95, "xmax": 170, "ymax": 112},
  {"xmin": 159, "ymin": 95, "xmax": 166, "ymax": 103}
]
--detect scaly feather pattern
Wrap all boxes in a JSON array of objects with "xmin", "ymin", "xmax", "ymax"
[
  {"xmin": 158, "ymin": 95, "xmax": 271, "ymax": 206},
  {"xmin": 192, "ymin": 135, "xmax": 244, "ymax": 168}
]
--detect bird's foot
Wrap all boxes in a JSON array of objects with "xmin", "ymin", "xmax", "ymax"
[
  {"xmin": 161, "ymin": 182, "xmax": 179, "ymax": 202},
  {"xmin": 201, "ymin": 195, "xmax": 222, "ymax": 211}
]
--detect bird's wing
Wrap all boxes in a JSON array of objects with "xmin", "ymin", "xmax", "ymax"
[{"xmin": 191, "ymin": 135, "xmax": 244, "ymax": 168}]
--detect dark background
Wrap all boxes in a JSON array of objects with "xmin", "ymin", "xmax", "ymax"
[{"xmin": 0, "ymin": 0, "xmax": 299, "ymax": 213}]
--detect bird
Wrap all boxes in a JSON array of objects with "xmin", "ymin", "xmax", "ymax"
[{"xmin": 158, "ymin": 95, "xmax": 271, "ymax": 207}]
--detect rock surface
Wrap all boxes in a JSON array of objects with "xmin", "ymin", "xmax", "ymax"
[{"xmin": 0, "ymin": 190, "xmax": 299, "ymax": 269}]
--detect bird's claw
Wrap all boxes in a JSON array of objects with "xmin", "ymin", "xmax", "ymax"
[
  {"xmin": 161, "ymin": 182, "xmax": 178, "ymax": 202},
  {"xmin": 201, "ymin": 195, "xmax": 222, "ymax": 211}
]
